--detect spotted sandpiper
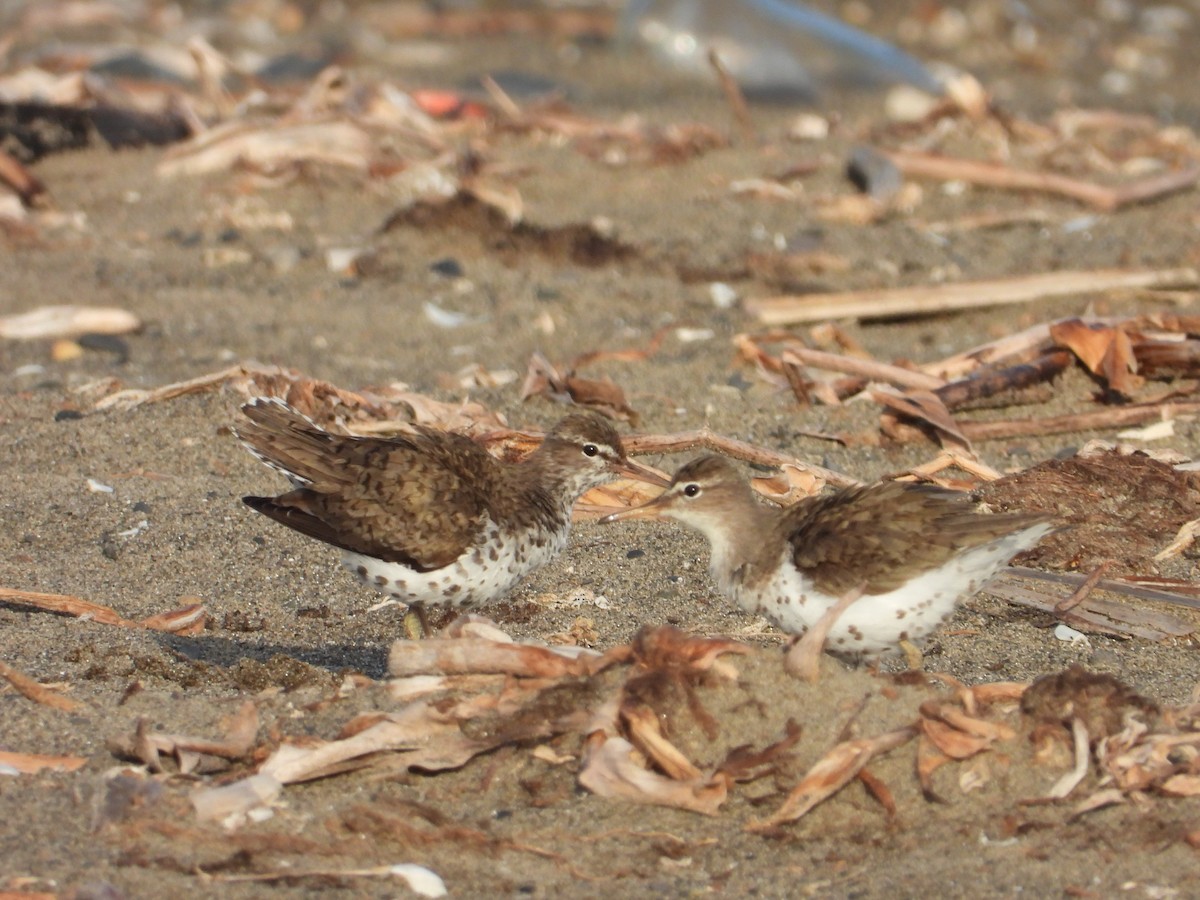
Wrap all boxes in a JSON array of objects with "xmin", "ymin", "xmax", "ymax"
[
  {"xmin": 603, "ymin": 454, "xmax": 1054, "ymax": 661},
  {"xmin": 238, "ymin": 398, "xmax": 655, "ymax": 635}
]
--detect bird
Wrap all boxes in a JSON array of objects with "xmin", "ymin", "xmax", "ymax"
[
  {"xmin": 603, "ymin": 454, "xmax": 1055, "ymax": 662},
  {"xmin": 237, "ymin": 398, "xmax": 655, "ymax": 636}
]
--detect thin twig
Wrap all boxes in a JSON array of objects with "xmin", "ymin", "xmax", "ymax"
[
  {"xmin": 0, "ymin": 587, "xmax": 206, "ymax": 633},
  {"xmin": 1008, "ymin": 566, "xmax": 1200, "ymax": 613},
  {"xmin": 954, "ymin": 399, "xmax": 1200, "ymax": 442},
  {"xmin": 1154, "ymin": 518, "xmax": 1200, "ymax": 562},
  {"xmin": 882, "ymin": 149, "xmax": 1200, "ymax": 212},
  {"xmin": 1055, "ymin": 561, "xmax": 1111, "ymax": 614},
  {"xmin": 936, "ymin": 350, "xmax": 1072, "ymax": 410},
  {"xmin": 781, "ymin": 347, "xmax": 945, "ymax": 391},
  {"xmin": 707, "ymin": 49, "xmax": 754, "ymax": 144},
  {"xmin": 480, "ymin": 74, "xmax": 523, "ymax": 119},
  {"xmin": 746, "ymin": 268, "xmax": 1200, "ymax": 326},
  {"xmin": 623, "ymin": 429, "xmax": 860, "ymax": 487},
  {"xmin": 0, "ymin": 659, "xmax": 81, "ymax": 712}
]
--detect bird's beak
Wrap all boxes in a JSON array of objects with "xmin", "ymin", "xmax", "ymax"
[
  {"xmin": 609, "ymin": 457, "xmax": 671, "ymax": 488},
  {"xmin": 600, "ymin": 492, "xmax": 674, "ymax": 524}
]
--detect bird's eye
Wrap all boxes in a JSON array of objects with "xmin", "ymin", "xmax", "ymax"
[
  {"xmin": 683, "ymin": 483, "xmax": 701, "ymax": 498},
  {"xmin": 582, "ymin": 444, "xmax": 599, "ymax": 458}
]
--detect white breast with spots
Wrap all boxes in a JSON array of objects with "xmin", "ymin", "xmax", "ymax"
[
  {"xmin": 340, "ymin": 517, "xmax": 570, "ymax": 610},
  {"xmin": 729, "ymin": 523, "xmax": 1053, "ymax": 658}
]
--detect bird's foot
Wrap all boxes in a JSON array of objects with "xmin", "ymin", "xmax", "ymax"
[
  {"xmin": 401, "ymin": 605, "xmax": 432, "ymax": 640},
  {"xmin": 899, "ymin": 638, "xmax": 924, "ymax": 671}
]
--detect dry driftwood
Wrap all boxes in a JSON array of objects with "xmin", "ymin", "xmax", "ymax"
[
  {"xmin": 746, "ymin": 268, "xmax": 1199, "ymax": 326},
  {"xmin": 0, "ymin": 587, "xmax": 206, "ymax": 634},
  {"xmin": 0, "ymin": 659, "xmax": 81, "ymax": 712},
  {"xmin": 881, "ymin": 149, "xmax": 1200, "ymax": 212}
]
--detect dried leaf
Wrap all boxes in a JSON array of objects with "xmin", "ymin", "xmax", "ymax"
[
  {"xmin": 139, "ymin": 602, "xmax": 207, "ymax": 634},
  {"xmin": 1044, "ymin": 717, "xmax": 1091, "ymax": 799},
  {"xmin": 108, "ymin": 701, "xmax": 259, "ymax": 772},
  {"xmin": 578, "ymin": 735, "xmax": 728, "ymax": 815},
  {"xmin": 191, "ymin": 773, "xmax": 283, "ymax": 823},
  {"xmin": 751, "ymin": 463, "xmax": 826, "ymax": 504},
  {"xmin": 1050, "ymin": 319, "xmax": 1143, "ymax": 395},
  {"xmin": 519, "ymin": 351, "xmax": 639, "ymax": 422},
  {"xmin": 748, "ymin": 727, "xmax": 917, "ymax": 829},
  {"xmin": 916, "ymin": 733, "xmax": 951, "ymax": 798},
  {"xmin": 920, "ymin": 717, "xmax": 994, "ymax": 760},
  {"xmin": 622, "ymin": 704, "xmax": 704, "ymax": 781},
  {"xmin": 874, "ymin": 388, "xmax": 972, "ymax": 453},
  {"xmin": 574, "ymin": 476, "xmax": 670, "ymax": 519},
  {"xmin": 921, "ymin": 701, "xmax": 1017, "ymax": 743},
  {"xmin": 1159, "ymin": 774, "xmax": 1200, "ymax": 797},
  {"xmin": 629, "ymin": 626, "xmax": 750, "ymax": 679},
  {"xmin": 260, "ymin": 703, "xmax": 468, "ymax": 784},
  {"xmin": 1071, "ymin": 787, "xmax": 1127, "ymax": 818}
]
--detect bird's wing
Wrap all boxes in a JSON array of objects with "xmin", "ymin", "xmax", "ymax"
[
  {"xmin": 784, "ymin": 481, "xmax": 1047, "ymax": 597},
  {"xmin": 241, "ymin": 404, "xmax": 501, "ymax": 570}
]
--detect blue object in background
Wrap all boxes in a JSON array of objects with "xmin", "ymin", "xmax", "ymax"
[{"xmin": 623, "ymin": 0, "xmax": 943, "ymax": 99}]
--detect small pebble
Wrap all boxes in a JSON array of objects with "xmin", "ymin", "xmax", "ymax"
[
  {"xmin": 430, "ymin": 257, "xmax": 464, "ymax": 278},
  {"xmin": 846, "ymin": 146, "xmax": 902, "ymax": 201},
  {"xmin": 709, "ymin": 282, "xmax": 738, "ymax": 309},
  {"xmin": 78, "ymin": 333, "xmax": 131, "ymax": 363}
]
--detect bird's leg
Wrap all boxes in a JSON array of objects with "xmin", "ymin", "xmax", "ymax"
[
  {"xmin": 784, "ymin": 582, "xmax": 867, "ymax": 682},
  {"xmin": 899, "ymin": 638, "xmax": 924, "ymax": 671},
  {"xmin": 402, "ymin": 605, "xmax": 432, "ymax": 640}
]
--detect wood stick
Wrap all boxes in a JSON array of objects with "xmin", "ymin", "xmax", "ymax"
[
  {"xmin": 0, "ymin": 659, "xmax": 81, "ymax": 712},
  {"xmin": 1008, "ymin": 566, "xmax": 1200, "ymax": 613},
  {"xmin": 986, "ymin": 576, "xmax": 1189, "ymax": 641},
  {"xmin": 746, "ymin": 268, "xmax": 1200, "ymax": 326},
  {"xmin": 922, "ymin": 323, "xmax": 1057, "ymax": 380},
  {"xmin": 0, "ymin": 149, "xmax": 46, "ymax": 206},
  {"xmin": 921, "ymin": 312, "xmax": 1195, "ymax": 381},
  {"xmin": 707, "ymin": 48, "xmax": 754, "ymax": 144},
  {"xmin": 882, "ymin": 149, "xmax": 1200, "ymax": 211},
  {"xmin": 623, "ymin": 429, "xmax": 861, "ymax": 487},
  {"xmin": 0, "ymin": 587, "xmax": 205, "ymax": 633},
  {"xmin": 780, "ymin": 347, "xmax": 945, "ymax": 391},
  {"xmin": 954, "ymin": 400, "xmax": 1200, "ymax": 441},
  {"xmin": 935, "ymin": 349, "xmax": 1072, "ymax": 410},
  {"xmin": 1055, "ymin": 561, "xmax": 1111, "ymax": 614},
  {"xmin": 0, "ymin": 587, "xmax": 129, "ymax": 626}
]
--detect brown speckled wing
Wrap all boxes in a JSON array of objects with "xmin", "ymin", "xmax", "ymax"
[
  {"xmin": 783, "ymin": 481, "xmax": 1045, "ymax": 597},
  {"xmin": 239, "ymin": 402, "xmax": 501, "ymax": 571}
]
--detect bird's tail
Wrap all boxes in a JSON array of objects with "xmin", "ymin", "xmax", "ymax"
[{"xmin": 235, "ymin": 397, "xmax": 348, "ymax": 487}]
